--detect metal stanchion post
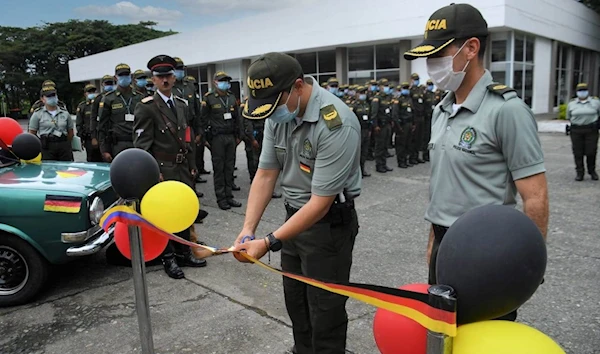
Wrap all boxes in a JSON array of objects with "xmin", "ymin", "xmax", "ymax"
[
  {"xmin": 127, "ymin": 200, "xmax": 155, "ymax": 354},
  {"xmin": 426, "ymin": 285, "xmax": 456, "ymax": 354}
]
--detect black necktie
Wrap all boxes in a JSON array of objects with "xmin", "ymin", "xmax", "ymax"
[{"xmin": 167, "ymin": 99, "xmax": 177, "ymax": 117}]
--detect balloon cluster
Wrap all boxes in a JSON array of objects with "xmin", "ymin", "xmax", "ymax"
[
  {"xmin": 109, "ymin": 148, "xmax": 199, "ymax": 261},
  {"xmin": 373, "ymin": 205, "xmax": 565, "ymax": 354},
  {"xmin": 0, "ymin": 117, "xmax": 42, "ymax": 163}
]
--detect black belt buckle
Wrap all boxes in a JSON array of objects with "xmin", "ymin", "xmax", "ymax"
[{"xmin": 175, "ymin": 153, "xmax": 184, "ymax": 163}]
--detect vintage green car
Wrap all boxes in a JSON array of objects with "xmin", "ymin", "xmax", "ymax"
[{"xmin": 0, "ymin": 158, "xmax": 118, "ymax": 307}]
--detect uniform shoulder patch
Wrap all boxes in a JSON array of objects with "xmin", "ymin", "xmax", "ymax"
[
  {"xmin": 372, "ymin": 97, "xmax": 379, "ymax": 102},
  {"xmin": 320, "ymin": 104, "xmax": 343, "ymax": 131},
  {"xmin": 141, "ymin": 96, "xmax": 154, "ymax": 103},
  {"xmin": 204, "ymin": 92, "xmax": 210, "ymax": 97},
  {"xmin": 487, "ymin": 84, "xmax": 517, "ymax": 100},
  {"xmin": 175, "ymin": 96, "xmax": 188, "ymax": 106}
]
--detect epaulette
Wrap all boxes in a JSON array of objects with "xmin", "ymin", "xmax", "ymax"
[
  {"xmin": 141, "ymin": 96, "xmax": 154, "ymax": 104},
  {"xmin": 372, "ymin": 97, "xmax": 379, "ymax": 102},
  {"xmin": 320, "ymin": 104, "xmax": 342, "ymax": 131},
  {"xmin": 204, "ymin": 92, "xmax": 210, "ymax": 97},
  {"xmin": 31, "ymin": 106, "xmax": 43, "ymax": 114},
  {"xmin": 392, "ymin": 99, "xmax": 399, "ymax": 104},
  {"xmin": 487, "ymin": 84, "xmax": 517, "ymax": 100},
  {"xmin": 175, "ymin": 96, "xmax": 188, "ymax": 106}
]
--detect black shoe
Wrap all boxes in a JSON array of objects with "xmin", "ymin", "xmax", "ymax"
[
  {"xmin": 199, "ymin": 169, "xmax": 211, "ymax": 175},
  {"xmin": 234, "ymin": 166, "xmax": 238, "ymax": 170},
  {"xmin": 176, "ymin": 252, "xmax": 207, "ymax": 268},
  {"xmin": 398, "ymin": 163, "xmax": 408, "ymax": 169},
  {"xmin": 227, "ymin": 199, "xmax": 242, "ymax": 207},
  {"xmin": 234, "ymin": 174, "xmax": 238, "ymax": 179},
  {"xmin": 366, "ymin": 155, "xmax": 374, "ymax": 161},
  {"xmin": 232, "ymin": 183, "xmax": 241, "ymax": 191},
  {"xmin": 218, "ymin": 201, "xmax": 231, "ymax": 210},
  {"xmin": 285, "ymin": 345, "xmax": 297, "ymax": 354},
  {"xmin": 195, "ymin": 176, "xmax": 207, "ymax": 183},
  {"xmin": 196, "ymin": 191, "xmax": 204, "ymax": 198},
  {"xmin": 417, "ymin": 158, "xmax": 425, "ymax": 164},
  {"xmin": 162, "ymin": 257, "xmax": 185, "ymax": 279},
  {"xmin": 385, "ymin": 166, "xmax": 393, "ymax": 171},
  {"xmin": 272, "ymin": 191, "xmax": 282, "ymax": 198},
  {"xmin": 376, "ymin": 167, "xmax": 387, "ymax": 173},
  {"xmin": 575, "ymin": 172, "xmax": 584, "ymax": 181},
  {"xmin": 590, "ymin": 171, "xmax": 599, "ymax": 180},
  {"xmin": 196, "ymin": 209, "xmax": 208, "ymax": 223},
  {"xmin": 409, "ymin": 159, "xmax": 418, "ymax": 165}
]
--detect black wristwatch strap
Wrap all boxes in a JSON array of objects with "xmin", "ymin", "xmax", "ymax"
[{"xmin": 266, "ymin": 233, "xmax": 282, "ymax": 252}]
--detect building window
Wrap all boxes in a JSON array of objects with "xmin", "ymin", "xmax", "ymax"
[
  {"xmin": 198, "ymin": 66, "xmax": 209, "ymax": 96},
  {"xmin": 319, "ymin": 50, "xmax": 336, "ymax": 73},
  {"xmin": 554, "ymin": 43, "xmax": 569, "ymax": 106},
  {"xmin": 347, "ymin": 43, "xmax": 400, "ymax": 85},
  {"xmin": 491, "ymin": 32, "xmax": 535, "ymax": 106},
  {"xmin": 288, "ymin": 50, "xmax": 336, "ymax": 86}
]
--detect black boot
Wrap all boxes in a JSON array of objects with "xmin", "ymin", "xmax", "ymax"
[
  {"xmin": 398, "ymin": 161, "xmax": 408, "ymax": 168},
  {"xmin": 376, "ymin": 166, "xmax": 387, "ymax": 173},
  {"xmin": 218, "ymin": 201, "xmax": 231, "ymax": 210},
  {"xmin": 590, "ymin": 171, "xmax": 599, "ymax": 181},
  {"xmin": 195, "ymin": 175, "xmax": 207, "ymax": 183},
  {"xmin": 575, "ymin": 171, "xmax": 584, "ymax": 181},
  {"xmin": 232, "ymin": 183, "xmax": 241, "ymax": 191},
  {"xmin": 177, "ymin": 252, "xmax": 207, "ymax": 268},
  {"xmin": 227, "ymin": 199, "xmax": 242, "ymax": 207},
  {"xmin": 162, "ymin": 256, "xmax": 184, "ymax": 279}
]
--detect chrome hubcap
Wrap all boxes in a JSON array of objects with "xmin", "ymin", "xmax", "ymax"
[{"xmin": 0, "ymin": 246, "xmax": 29, "ymax": 296}]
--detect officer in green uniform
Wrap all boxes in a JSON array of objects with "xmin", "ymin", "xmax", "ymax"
[
  {"xmin": 365, "ymin": 80, "xmax": 379, "ymax": 161},
  {"xmin": 29, "ymin": 80, "xmax": 67, "ymax": 118},
  {"xmin": 29, "ymin": 86, "xmax": 74, "ymax": 161},
  {"xmin": 336, "ymin": 84, "xmax": 348, "ymax": 100},
  {"xmin": 233, "ymin": 52, "xmax": 361, "ymax": 354},
  {"xmin": 133, "ymin": 70, "xmax": 150, "ymax": 96},
  {"xmin": 133, "ymin": 55, "xmax": 207, "ymax": 279},
  {"xmin": 90, "ymin": 75, "xmax": 115, "ymax": 144},
  {"xmin": 76, "ymin": 84, "xmax": 103, "ymax": 162},
  {"xmin": 422, "ymin": 79, "xmax": 443, "ymax": 161},
  {"xmin": 371, "ymin": 78, "xmax": 394, "ymax": 173},
  {"xmin": 201, "ymin": 71, "xmax": 242, "ymax": 210},
  {"xmin": 409, "ymin": 73, "xmax": 426, "ymax": 164},
  {"xmin": 326, "ymin": 77, "xmax": 339, "ymax": 96},
  {"xmin": 404, "ymin": 3, "xmax": 549, "ymax": 321},
  {"xmin": 179, "ymin": 75, "xmax": 207, "ymax": 186},
  {"xmin": 98, "ymin": 64, "xmax": 142, "ymax": 162},
  {"xmin": 392, "ymin": 82, "xmax": 415, "ymax": 168},
  {"xmin": 567, "ymin": 82, "xmax": 600, "ymax": 181},
  {"xmin": 350, "ymin": 86, "xmax": 372, "ymax": 177}
]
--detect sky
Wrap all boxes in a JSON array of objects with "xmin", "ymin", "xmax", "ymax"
[{"xmin": 2, "ymin": 0, "xmax": 303, "ymax": 32}]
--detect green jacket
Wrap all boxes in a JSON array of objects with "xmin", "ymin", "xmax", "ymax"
[{"xmin": 97, "ymin": 88, "xmax": 142, "ymax": 154}]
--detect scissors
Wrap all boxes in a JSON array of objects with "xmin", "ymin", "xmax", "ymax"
[{"xmin": 240, "ymin": 235, "xmax": 255, "ymax": 244}]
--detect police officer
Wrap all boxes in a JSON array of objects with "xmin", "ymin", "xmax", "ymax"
[
  {"xmin": 201, "ymin": 71, "xmax": 242, "ymax": 210},
  {"xmin": 422, "ymin": 79, "xmax": 443, "ymax": 161},
  {"xmin": 404, "ymin": 3, "xmax": 549, "ymax": 321},
  {"xmin": 233, "ymin": 52, "xmax": 361, "ymax": 354},
  {"xmin": 371, "ymin": 78, "xmax": 394, "ymax": 173},
  {"xmin": 133, "ymin": 70, "xmax": 150, "ymax": 96},
  {"xmin": 133, "ymin": 55, "xmax": 207, "ymax": 279},
  {"xmin": 567, "ymin": 82, "xmax": 600, "ymax": 181},
  {"xmin": 326, "ymin": 77, "xmax": 339, "ymax": 95},
  {"xmin": 392, "ymin": 82, "xmax": 414, "ymax": 168},
  {"xmin": 366, "ymin": 79, "xmax": 379, "ymax": 161},
  {"xmin": 98, "ymin": 64, "xmax": 142, "ymax": 162},
  {"xmin": 76, "ymin": 84, "xmax": 103, "ymax": 162},
  {"xmin": 29, "ymin": 80, "xmax": 67, "ymax": 117},
  {"xmin": 350, "ymin": 86, "xmax": 372, "ymax": 177},
  {"xmin": 409, "ymin": 73, "xmax": 426, "ymax": 164},
  {"xmin": 28, "ymin": 86, "xmax": 74, "ymax": 161}
]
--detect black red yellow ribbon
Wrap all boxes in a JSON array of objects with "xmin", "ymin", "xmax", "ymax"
[{"xmin": 100, "ymin": 205, "xmax": 457, "ymax": 336}]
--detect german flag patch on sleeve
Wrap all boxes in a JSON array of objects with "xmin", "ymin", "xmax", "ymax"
[{"xmin": 43, "ymin": 195, "xmax": 82, "ymax": 213}]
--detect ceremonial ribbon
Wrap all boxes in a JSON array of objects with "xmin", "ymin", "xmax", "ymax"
[{"xmin": 100, "ymin": 205, "xmax": 457, "ymax": 336}]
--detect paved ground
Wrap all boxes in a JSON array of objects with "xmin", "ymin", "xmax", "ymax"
[{"xmin": 1, "ymin": 126, "xmax": 599, "ymax": 353}]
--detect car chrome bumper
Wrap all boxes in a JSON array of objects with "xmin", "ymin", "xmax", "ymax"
[{"xmin": 66, "ymin": 225, "xmax": 114, "ymax": 257}]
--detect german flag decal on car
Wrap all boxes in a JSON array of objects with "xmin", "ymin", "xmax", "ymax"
[{"xmin": 43, "ymin": 195, "xmax": 82, "ymax": 213}]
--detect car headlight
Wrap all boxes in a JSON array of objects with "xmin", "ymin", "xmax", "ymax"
[{"xmin": 89, "ymin": 197, "xmax": 104, "ymax": 225}]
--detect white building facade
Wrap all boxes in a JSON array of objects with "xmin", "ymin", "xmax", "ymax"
[{"xmin": 68, "ymin": 0, "xmax": 600, "ymax": 114}]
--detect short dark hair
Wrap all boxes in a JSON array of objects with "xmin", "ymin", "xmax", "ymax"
[{"xmin": 455, "ymin": 36, "xmax": 487, "ymax": 61}]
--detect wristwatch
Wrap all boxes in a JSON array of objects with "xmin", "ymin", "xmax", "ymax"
[{"xmin": 266, "ymin": 233, "xmax": 282, "ymax": 252}]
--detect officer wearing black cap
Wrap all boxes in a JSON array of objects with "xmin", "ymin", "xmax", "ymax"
[
  {"xmin": 201, "ymin": 71, "xmax": 242, "ymax": 210},
  {"xmin": 350, "ymin": 85, "xmax": 372, "ymax": 177},
  {"xmin": 97, "ymin": 63, "xmax": 142, "ymax": 162},
  {"xmin": 76, "ymin": 84, "xmax": 103, "ymax": 162},
  {"xmin": 232, "ymin": 52, "xmax": 361, "ymax": 354},
  {"xmin": 405, "ymin": 3, "xmax": 549, "ymax": 322},
  {"xmin": 133, "ymin": 54, "xmax": 208, "ymax": 279},
  {"xmin": 392, "ymin": 82, "xmax": 415, "ymax": 168},
  {"xmin": 371, "ymin": 78, "xmax": 394, "ymax": 173},
  {"xmin": 422, "ymin": 79, "xmax": 443, "ymax": 161}
]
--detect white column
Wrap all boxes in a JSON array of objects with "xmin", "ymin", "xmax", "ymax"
[
  {"xmin": 335, "ymin": 47, "xmax": 348, "ymax": 83},
  {"xmin": 410, "ymin": 39, "xmax": 428, "ymax": 82},
  {"xmin": 398, "ymin": 40, "xmax": 412, "ymax": 83},
  {"xmin": 532, "ymin": 36, "xmax": 552, "ymax": 114}
]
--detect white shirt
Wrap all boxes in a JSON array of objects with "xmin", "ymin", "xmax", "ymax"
[{"xmin": 156, "ymin": 89, "xmax": 174, "ymax": 105}]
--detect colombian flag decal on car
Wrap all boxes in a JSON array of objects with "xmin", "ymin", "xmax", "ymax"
[{"xmin": 44, "ymin": 195, "xmax": 82, "ymax": 213}]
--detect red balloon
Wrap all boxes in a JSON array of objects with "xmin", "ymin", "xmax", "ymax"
[
  {"xmin": 113, "ymin": 222, "xmax": 169, "ymax": 262},
  {"xmin": 373, "ymin": 283, "xmax": 431, "ymax": 354},
  {"xmin": 0, "ymin": 118, "xmax": 23, "ymax": 146}
]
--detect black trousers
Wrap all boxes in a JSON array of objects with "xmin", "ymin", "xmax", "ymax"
[
  {"xmin": 41, "ymin": 140, "xmax": 73, "ymax": 161},
  {"xmin": 196, "ymin": 138, "xmax": 206, "ymax": 172},
  {"xmin": 281, "ymin": 205, "xmax": 359, "ymax": 354},
  {"xmin": 429, "ymin": 224, "xmax": 517, "ymax": 321},
  {"xmin": 570, "ymin": 123, "xmax": 598, "ymax": 174},
  {"xmin": 409, "ymin": 117, "xmax": 424, "ymax": 160},
  {"xmin": 162, "ymin": 227, "xmax": 192, "ymax": 257},
  {"xmin": 359, "ymin": 128, "xmax": 370, "ymax": 170},
  {"xmin": 211, "ymin": 134, "xmax": 235, "ymax": 203},
  {"xmin": 375, "ymin": 124, "xmax": 391, "ymax": 169},
  {"xmin": 422, "ymin": 115, "xmax": 432, "ymax": 159},
  {"xmin": 394, "ymin": 122, "xmax": 412, "ymax": 164},
  {"xmin": 84, "ymin": 139, "xmax": 103, "ymax": 162},
  {"xmin": 246, "ymin": 144, "xmax": 260, "ymax": 181}
]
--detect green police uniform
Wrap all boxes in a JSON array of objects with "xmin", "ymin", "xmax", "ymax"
[
  {"xmin": 392, "ymin": 83, "xmax": 415, "ymax": 168},
  {"xmin": 76, "ymin": 84, "xmax": 103, "ymax": 162},
  {"xmin": 370, "ymin": 80, "xmax": 394, "ymax": 172},
  {"xmin": 350, "ymin": 86, "xmax": 372, "ymax": 177},
  {"xmin": 566, "ymin": 83, "xmax": 600, "ymax": 180},
  {"xmin": 242, "ymin": 53, "xmax": 360, "ymax": 354},
  {"xmin": 182, "ymin": 76, "xmax": 208, "ymax": 178},
  {"xmin": 409, "ymin": 75, "xmax": 426, "ymax": 164},
  {"xmin": 97, "ymin": 88, "xmax": 142, "ymax": 157}
]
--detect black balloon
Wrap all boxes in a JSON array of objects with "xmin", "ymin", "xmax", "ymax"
[
  {"xmin": 436, "ymin": 205, "xmax": 547, "ymax": 325},
  {"xmin": 109, "ymin": 148, "xmax": 160, "ymax": 200},
  {"xmin": 12, "ymin": 133, "xmax": 41, "ymax": 160}
]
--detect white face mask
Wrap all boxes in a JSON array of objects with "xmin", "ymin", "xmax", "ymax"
[{"xmin": 426, "ymin": 41, "xmax": 470, "ymax": 92}]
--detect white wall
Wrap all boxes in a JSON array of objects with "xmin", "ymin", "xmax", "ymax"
[
  {"xmin": 532, "ymin": 37, "xmax": 553, "ymax": 114},
  {"xmin": 409, "ymin": 39, "xmax": 430, "ymax": 84}
]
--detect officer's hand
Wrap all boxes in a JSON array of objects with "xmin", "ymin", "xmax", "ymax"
[
  {"xmin": 91, "ymin": 138, "xmax": 98, "ymax": 147},
  {"xmin": 374, "ymin": 126, "xmax": 381, "ymax": 134},
  {"xmin": 102, "ymin": 152, "xmax": 113, "ymax": 162},
  {"xmin": 231, "ymin": 239, "xmax": 268, "ymax": 262},
  {"xmin": 252, "ymin": 140, "xmax": 260, "ymax": 149},
  {"xmin": 195, "ymin": 135, "xmax": 201, "ymax": 144}
]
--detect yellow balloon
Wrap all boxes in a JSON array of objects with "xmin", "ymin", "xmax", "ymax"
[
  {"xmin": 22, "ymin": 153, "xmax": 42, "ymax": 164},
  {"xmin": 140, "ymin": 180, "xmax": 199, "ymax": 233},
  {"xmin": 453, "ymin": 321, "xmax": 565, "ymax": 354}
]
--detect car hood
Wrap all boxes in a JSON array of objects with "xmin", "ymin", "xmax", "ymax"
[{"xmin": 0, "ymin": 161, "xmax": 112, "ymax": 196}]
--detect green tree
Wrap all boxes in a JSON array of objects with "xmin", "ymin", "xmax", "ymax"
[{"xmin": 0, "ymin": 20, "xmax": 176, "ymax": 115}]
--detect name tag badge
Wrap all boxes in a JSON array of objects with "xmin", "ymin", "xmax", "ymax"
[
  {"xmin": 362, "ymin": 115, "xmax": 368, "ymax": 121},
  {"xmin": 125, "ymin": 114, "xmax": 135, "ymax": 122},
  {"xmin": 385, "ymin": 108, "xmax": 390, "ymax": 114},
  {"xmin": 407, "ymin": 107, "xmax": 412, "ymax": 113},
  {"xmin": 224, "ymin": 112, "xmax": 233, "ymax": 120},
  {"xmin": 418, "ymin": 98, "xmax": 423, "ymax": 104}
]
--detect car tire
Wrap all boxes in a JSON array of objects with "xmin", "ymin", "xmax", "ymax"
[{"xmin": 0, "ymin": 235, "xmax": 49, "ymax": 307}]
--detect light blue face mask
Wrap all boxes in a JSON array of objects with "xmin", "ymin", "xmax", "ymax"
[
  {"xmin": 576, "ymin": 90, "xmax": 589, "ymax": 99},
  {"xmin": 103, "ymin": 84, "xmax": 114, "ymax": 92},
  {"xmin": 370, "ymin": 85, "xmax": 378, "ymax": 92},
  {"xmin": 383, "ymin": 86, "xmax": 391, "ymax": 94},
  {"xmin": 427, "ymin": 85, "xmax": 434, "ymax": 92},
  {"xmin": 328, "ymin": 87, "xmax": 338, "ymax": 94},
  {"xmin": 270, "ymin": 87, "xmax": 300, "ymax": 124},
  {"xmin": 87, "ymin": 93, "xmax": 97, "ymax": 100},
  {"xmin": 336, "ymin": 91, "xmax": 344, "ymax": 97},
  {"xmin": 401, "ymin": 89, "xmax": 410, "ymax": 96},
  {"xmin": 136, "ymin": 79, "xmax": 148, "ymax": 88},
  {"xmin": 348, "ymin": 90, "xmax": 356, "ymax": 96},
  {"xmin": 117, "ymin": 76, "xmax": 131, "ymax": 87},
  {"xmin": 414, "ymin": 80, "xmax": 420, "ymax": 86},
  {"xmin": 358, "ymin": 94, "xmax": 367, "ymax": 101},
  {"xmin": 217, "ymin": 81, "xmax": 231, "ymax": 91},
  {"xmin": 174, "ymin": 70, "xmax": 185, "ymax": 80},
  {"xmin": 45, "ymin": 96, "xmax": 58, "ymax": 107}
]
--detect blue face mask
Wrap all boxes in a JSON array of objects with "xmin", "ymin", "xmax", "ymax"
[
  {"xmin": 147, "ymin": 85, "xmax": 155, "ymax": 92},
  {"xmin": 576, "ymin": 90, "xmax": 589, "ymax": 99},
  {"xmin": 270, "ymin": 87, "xmax": 300, "ymax": 124},
  {"xmin": 45, "ymin": 96, "xmax": 58, "ymax": 107},
  {"xmin": 103, "ymin": 84, "xmax": 114, "ymax": 92},
  {"xmin": 136, "ymin": 79, "xmax": 148, "ymax": 88},
  {"xmin": 427, "ymin": 85, "xmax": 434, "ymax": 92},
  {"xmin": 370, "ymin": 85, "xmax": 378, "ymax": 92},
  {"xmin": 383, "ymin": 86, "xmax": 391, "ymax": 94},
  {"xmin": 348, "ymin": 90, "xmax": 355, "ymax": 96},
  {"xmin": 328, "ymin": 87, "xmax": 338, "ymax": 94},
  {"xmin": 414, "ymin": 80, "xmax": 420, "ymax": 86},
  {"xmin": 87, "ymin": 93, "xmax": 97, "ymax": 101},
  {"xmin": 174, "ymin": 70, "xmax": 185, "ymax": 81},
  {"xmin": 117, "ymin": 76, "xmax": 131, "ymax": 87},
  {"xmin": 401, "ymin": 89, "xmax": 410, "ymax": 96},
  {"xmin": 336, "ymin": 91, "xmax": 345, "ymax": 97},
  {"xmin": 217, "ymin": 81, "xmax": 231, "ymax": 91},
  {"xmin": 358, "ymin": 94, "xmax": 367, "ymax": 101}
]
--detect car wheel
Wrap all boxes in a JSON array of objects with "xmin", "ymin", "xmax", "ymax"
[{"xmin": 0, "ymin": 235, "xmax": 49, "ymax": 307}]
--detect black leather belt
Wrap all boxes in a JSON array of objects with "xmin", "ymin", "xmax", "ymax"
[
  {"xmin": 46, "ymin": 135, "xmax": 67, "ymax": 142},
  {"xmin": 154, "ymin": 151, "xmax": 186, "ymax": 164},
  {"xmin": 571, "ymin": 123, "xmax": 597, "ymax": 129}
]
